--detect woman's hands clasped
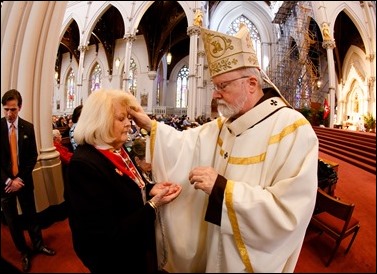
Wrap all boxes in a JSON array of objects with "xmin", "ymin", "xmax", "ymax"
[{"xmin": 149, "ymin": 182, "xmax": 182, "ymax": 208}]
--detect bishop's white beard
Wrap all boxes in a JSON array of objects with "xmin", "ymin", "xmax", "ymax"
[{"xmin": 217, "ymin": 93, "xmax": 247, "ymax": 118}]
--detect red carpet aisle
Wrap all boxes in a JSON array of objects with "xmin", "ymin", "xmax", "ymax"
[
  {"xmin": 295, "ymin": 151, "xmax": 376, "ymax": 273},
  {"xmin": 1, "ymin": 218, "xmax": 89, "ymax": 273}
]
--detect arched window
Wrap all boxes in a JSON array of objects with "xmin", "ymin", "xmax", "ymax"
[
  {"xmin": 66, "ymin": 69, "xmax": 75, "ymax": 109},
  {"xmin": 176, "ymin": 65, "xmax": 189, "ymax": 108},
  {"xmin": 90, "ymin": 63, "xmax": 102, "ymax": 94},
  {"xmin": 127, "ymin": 58, "xmax": 137, "ymax": 96},
  {"xmin": 227, "ymin": 15, "xmax": 262, "ymax": 66}
]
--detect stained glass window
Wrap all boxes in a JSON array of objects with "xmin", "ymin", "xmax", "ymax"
[
  {"xmin": 227, "ymin": 15, "xmax": 262, "ymax": 66},
  {"xmin": 176, "ymin": 65, "xmax": 189, "ymax": 108},
  {"xmin": 90, "ymin": 63, "xmax": 102, "ymax": 94},
  {"xmin": 66, "ymin": 69, "xmax": 75, "ymax": 109}
]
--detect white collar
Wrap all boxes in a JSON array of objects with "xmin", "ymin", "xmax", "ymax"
[{"xmin": 7, "ymin": 117, "xmax": 19, "ymax": 129}]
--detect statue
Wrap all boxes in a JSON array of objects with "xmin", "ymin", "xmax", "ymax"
[
  {"xmin": 321, "ymin": 22, "xmax": 332, "ymax": 41},
  {"xmin": 353, "ymin": 93, "xmax": 359, "ymax": 113},
  {"xmin": 193, "ymin": 9, "xmax": 203, "ymax": 27}
]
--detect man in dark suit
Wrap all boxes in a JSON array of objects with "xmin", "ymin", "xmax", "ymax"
[{"xmin": 1, "ymin": 89, "xmax": 55, "ymax": 272}]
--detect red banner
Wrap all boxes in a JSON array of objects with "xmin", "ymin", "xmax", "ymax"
[{"xmin": 323, "ymin": 99, "xmax": 330, "ymax": 119}]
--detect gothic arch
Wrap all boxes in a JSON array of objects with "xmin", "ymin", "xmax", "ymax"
[
  {"xmin": 331, "ymin": 3, "xmax": 373, "ymax": 55},
  {"xmin": 345, "ymin": 80, "xmax": 365, "ymax": 121},
  {"xmin": 343, "ymin": 45, "xmax": 367, "ymax": 83},
  {"xmin": 209, "ymin": 1, "xmax": 278, "ymax": 71}
]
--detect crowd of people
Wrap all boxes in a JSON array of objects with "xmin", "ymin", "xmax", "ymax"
[
  {"xmin": 2, "ymin": 23, "xmax": 318, "ymax": 273},
  {"xmin": 52, "ymin": 115, "xmax": 71, "ymax": 137},
  {"xmin": 149, "ymin": 114, "xmax": 210, "ymax": 131},
  {"xmin": 52, "ymin": 112, "xmax": 211, "ymax": 154}
]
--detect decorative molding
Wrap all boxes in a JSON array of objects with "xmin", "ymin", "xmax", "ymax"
[
  {"xmin": 78, "ymin": 45, "xmax": 88, "ymax": 52},
  {"xmin": 368, "ymin": 76, "xmax": 376, "ymax": 88},
  {"xmin": 322, "ymin": 40, "xmax": 336, "ymax": 49},
  {"xmin": 147, "ymin": 70, "xmax": 157, "ymax": 80},
  {"xmin": 197, "ymin": 50, "xmax": 205, "ymax": 57},
  {"xmin": 123, "ymin": 33, "xmax": 136, "ymax": 42},
  {"xmin": 366, "ymin": 53, "xmax": 375, "ymax": 62},
  {"xmin": 187, "ymin": 26, "xmax": 201, "ymax": 36}
]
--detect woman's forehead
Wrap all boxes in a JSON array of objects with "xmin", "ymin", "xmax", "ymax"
[{"xmin": 113, "ymin": 102, "xmax": 128, "ymax": 115}]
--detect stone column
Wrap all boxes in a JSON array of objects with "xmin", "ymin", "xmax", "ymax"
[
  {"xmin": 122, "ymin": 33, "xmax": 136, "ymax": 91},
  {"xmin": 147, "ymin": 70, "xmax": 158, "ymax": 114},
  {"xmin": 367, "ymin": 76, "xmax": 376, "ymax": 116},
  {"xmin": 77, "ymin": 44, "xmax": 88, "ymax": 103},
  {"xmin": 187, "ymin": 25, "xmax": 201, "ymax": 119},
  {"xmin": 322, "ymin": 39, "xmax": 336, "ymax": 128}
]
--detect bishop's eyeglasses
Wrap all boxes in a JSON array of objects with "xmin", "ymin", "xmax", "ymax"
[{"xmin": 212, "ymin": 75, "xmax": 250, "ymax": 92}]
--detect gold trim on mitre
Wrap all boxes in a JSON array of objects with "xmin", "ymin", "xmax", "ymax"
[
  {"xmin": 201, "ymin": 24, "xmax": 292, "ymax": 107},
  {"xmin": 201, "ymin": 23, "xmax": 259, "ymax": 78}
]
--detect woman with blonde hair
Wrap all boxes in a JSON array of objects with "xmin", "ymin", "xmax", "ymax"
[{"xmin": 65, "ymin": 89, "xmax": 181, "ymax": 273}]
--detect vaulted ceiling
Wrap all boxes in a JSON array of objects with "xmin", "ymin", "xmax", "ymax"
[
  {"xmin": 56, "ymin": 2, "xmax": 364, "ymax": 85},
  {"xmin": 56, "ymin": 2, "xmax": 188, "ymax": 80}
]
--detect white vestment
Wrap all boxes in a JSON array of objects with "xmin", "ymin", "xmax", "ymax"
[{"xmin": 148, "ymin": 97, "xmax": 319, "ymax": 273}]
